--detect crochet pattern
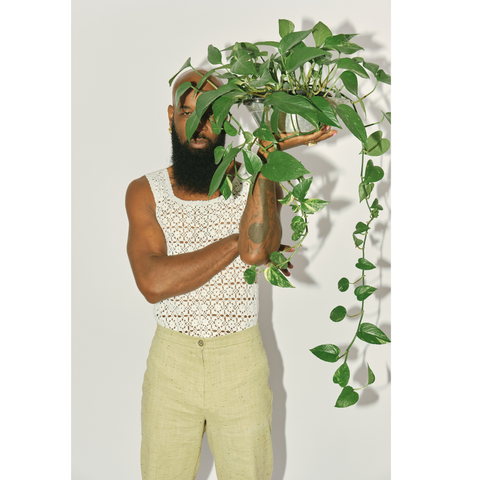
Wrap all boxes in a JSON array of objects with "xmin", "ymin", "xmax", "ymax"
[{"xmin": 146, "ymin": 164, "xmax": 259, "ymax": 337}]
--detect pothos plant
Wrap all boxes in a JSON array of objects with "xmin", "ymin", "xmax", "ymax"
[{"xmin": 169, "ymin": 19, "xmax": 391, "ymax": 407}]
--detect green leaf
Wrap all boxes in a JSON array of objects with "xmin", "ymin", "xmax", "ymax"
[
  {"xmin": 338, "ymin": 277, "xmax": 349, "ymax": 292},
  {"xmin": 231, "ymin": 56, "xmax": 257, "ymax": 76},
  {"xmin": 214, "ymin": 146, "xmax": 225, "ymax": 165},
  {"xmin": 309, "ymin": 96, "xmax": 341, "ymax": 128},
  {"xmin": 355, "ymin": 258, "xmax": 376, "ymax": 270},
  {"xmin": 376, "ymin": 69, "xmax": 391, "ymax": 85},
  {"xmin": 336, "ymin": 58, "xmax": 369, "ymax": 78},
  {"xmin": 279, "ymin": 19, "xmax": 295, "ymax": 38},
  {"xmin": 292, "ymin": 177, "xmax": 312, "ymax": 201},
  {"xmin": 278, "ymin": 191, "xmax": 294, "ymax": 206},
  {"xmin": 223, "ymin": 120, "xmax": 238, "ymax": 136},
  {"xmin": 261, "ymin": 150, "xmax": 311, "ymax": 182},
  {"xmin": 323, "ymin": 34, "xmax": 364, "ymax": 55},
  {"xmin": 242, "ymin": 149, "xmax": 263, "ymax": 175},
  {"xmin": 367, "ymin": 363, "xmax": 375, "ymax": 385},
  {"xmin": 359, "ymin": 182, "xmax": 374, "ymax": 203},
  {"xmin": 291, "ymin": 215, "xmax": 307, "ymax": 234},
  {"xmin": 357, "ymin": 323, "xmax": 391, "ymax": 344},
  {"xmin": 269, "ymin": 107, "xmax": 281, "ymax": 136},
  {"xmin": 310, "ymin": 344, "xmax": 340, "ymax": 363},
  {"xmin": 371, "ymin": 198, "xmax": 382, "ymax": 209},
  {"xmin": 185, "ymin": 84, "xmax": 242, "ymax": 140},
  {"xmin": 330, "ymin": 306, "xmax": 347, "ymax": 322},
  {"xmin": 354, "ymin": 285, "xmax": 377, "ymax": 301},
  {"xmin": 363, "ymin": 61, "xmax": 379, "ymax": 75},
  {"xmin": 333, "ymin": 363, "xmax": 350, "ymax": 387},
  {"xmin": 364, "ymin": 160, "xmax": 384, "ymax": 183},
  {"xmin": 384, "ymin": 111, "xmax": 391, "ymax": 124},
  {"xmin": 168, "ymin": 57, "xmax": 192, "ymax": 86},
  {"xmin": 248, "ymin": 68, "xmax": 275, "ymax": 88},
  {"xmin": 278, "ymin": 29, "xmax": 312, "ymax": 56},
  {"xmin": 244, "ymin": 266, "xmax": 257, "ymax": 285},
  {"xmin": 353, "ymin": 234, "xmax": 363, "ymax": 247},
  {"xmin": 210, "ymin": 119, "xmax": 222, "ymax": 135},
  {"xmin": 253, "ymin": 121, "xmax": 277, "ymax": 144},
  {"xmin": 335, "ymin": 104, "xmax": 367, "ymax": 145},
  {"xmin": 285, "ymin": 47, "xmax": 330, "ymax": 73},
  {"xmin": 255, "ymin": 41, "xmax": 280, "ymax": 48},
  {"xmin": 219, "ymin": 175, "xmax": 232, "ymax": 200},
  {"xmin": 335, "ymin": 386, "xmax": 359, "ymax": 408},
  {"xmin": 174, "ymin": 81, "xmax": 193, "ymax": 109},
  {"xmin": 366, "ymin": 131, "xmax": 390, "ymax": 157},
  {"xmin": 212, "ymin": 95, "xmax": 237, "ymax": 127},
  {"xmin": 354, "ymin": 222, "xmax": 370, "ymax": 234},
  {"xmin": 270, "ymin": 251, "xmax": 288, "ymax": 268},
  {"xmin": 339, "ymin": 71, "xmax": 358, "ymax": 97},
  {"xmin": 208, "ymin": 146, "xmax": 240, "ymax": 197},
  {"xmin": 264, "ymin": 265, "xmax": 295, "ymax": 288},
  {"xmin": 301, "ymin": 198, "xmax": 329, "ymax": 214},
  {"xmin": 312, "ymin": 21, "xmax": 332, "ymax": 47},
  {"xmin": 207, "ymin": 44, "xmax": 222, "ymax": 65},
  {"xmin": 264, "ymin": 92, "xmax": 322, "ymax": 127}
]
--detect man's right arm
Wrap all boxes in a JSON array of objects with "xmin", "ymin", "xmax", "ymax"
[{"xmin": 125, "ymin": 176, "xmax": 239, "ymax": 304}]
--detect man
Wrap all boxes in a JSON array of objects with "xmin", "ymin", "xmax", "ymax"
[{"xmin": 125, "ymin": 69, "xmax": 336, "ymax": 480}]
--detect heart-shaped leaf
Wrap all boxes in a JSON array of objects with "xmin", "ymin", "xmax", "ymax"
[
  {"xmin": 301, "ymin": 198, "xmax": 329, "ymax": 214},
  {"xmin": 364, "ymin": 160, "xmax": 384, "ymax": 183},
  {"xmin": 253, "ymin": 121, "xmax": 277, "ymax": 144},
  {"xmin": 244, "ymin": 266, "xmax": 257, "ymax": 285},
  {"xmin": 359, "ymin": 182, "xmax": 374, "ymax": 203},
  {"xmin": 264, "ymin": 265, "xmax": 295, "ymax": 288},
  {"xmin": 261, "ymin": 151, "xmax": 311, "ymax": 182},
  {"xmin": 312, "ymin": 21, "xmax": 332, "ymax": 47},
  {"xmin": 292, "ymin": 177, "xmax": 313, "ymax": 201},
  {"xmin": 355, "ymin": 258, "xmax": 376, "ymax": 270},
  {"xmin": 279, "ymin": 29, "xmax": 312, "ymax": 56},
  {"xmin": 357, "ymin": 323, "xmax": 391, "ymax": 344},
  {"xmin": 336, "ymin": 104, "xmax": 367, "ymax": 145},
  {"xmin": 354, "ymin": 222, "xmax": 370, "ymax": 234},
  {"xmin": 366, "ymin": 131, "xmax": 390, "ymax": 156},
  {"xmin": 330, "ymin": 306, "xmax": 347, "ymax": 322},
  {"xmin": 338, "ymin": 277, "xmax": 349, "ymax": 292},
  {"xmin": 339, "ymin": 71, "xmax": 358, "ymax": 96},
  {"xmin": 310, "ymin": 344, "xmax": 340, "ymax": 362},
  {"xmin": 333, "ymin": 363, "xmax": 350, "ymax": 387},
  {"xmin": 279, "ymin": 19, "xmax": 295, "ymax": 38},
  {"xmin": 242, "ymin": 149, "xmax": 263, "ymax": 175},
  {"xmin": 354, "ymin": 285, "xmax": 377, "ymax": 301},
  {"xmin": 335, "ymin": 386, "xmax": 359, "ymax": 408},
  {"xmin": 336, "ymin": 58, "xmax": 369, "ymax": 78},
  {"xmin": 207, "ymin": 44, "xmax": 222, "ymax": 65}
]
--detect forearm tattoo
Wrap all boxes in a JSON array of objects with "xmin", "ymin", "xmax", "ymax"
[{"xmin": 247, "ymin": 178, "xmax": 274, "ymax": 244}]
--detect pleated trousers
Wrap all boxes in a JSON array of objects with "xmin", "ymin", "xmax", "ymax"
[{"xmin": 141, "ymin": 323, "xmax": 273, "ymax": 480}]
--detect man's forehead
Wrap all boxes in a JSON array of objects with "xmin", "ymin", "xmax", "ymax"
[{"xmin": 171, "ymin": 69, "xmax": 222, "ymax": 106}]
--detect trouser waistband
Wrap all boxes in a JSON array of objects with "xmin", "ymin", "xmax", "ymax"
[{"xmin": 154, "ymin": 323, "xmax": 261, "ymax": 349}]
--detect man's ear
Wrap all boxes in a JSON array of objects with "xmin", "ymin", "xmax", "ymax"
[{"xmin": 167, "ymin": 105, "xmax": 174, "ymax": 127}]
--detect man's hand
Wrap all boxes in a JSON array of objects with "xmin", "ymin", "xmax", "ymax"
[
  {"xmin": 259, "ymin": 124, "xmax": 337, "ymax": 155},
  {"xmin": 266, "ymin": 244, "xmax": 295, "ymax": 277}
]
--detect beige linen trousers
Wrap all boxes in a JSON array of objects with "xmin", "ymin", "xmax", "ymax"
[{"xmin": 141, "ymin": 324, "xmax": 273, "ymax": 480}]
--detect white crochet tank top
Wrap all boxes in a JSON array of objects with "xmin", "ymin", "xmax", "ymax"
[{"xmin": 146, "ymin": 164, "xmax": 259, "ymax": 337}]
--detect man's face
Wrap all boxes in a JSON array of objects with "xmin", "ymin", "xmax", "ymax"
[{"xmin": 167, "ymin": 72, "xmax": 226, "ymax": 194}]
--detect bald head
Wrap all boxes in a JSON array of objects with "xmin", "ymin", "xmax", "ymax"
[{"xmin": 171, "ymin": 69, "xmax": 223, "ymax": 109}]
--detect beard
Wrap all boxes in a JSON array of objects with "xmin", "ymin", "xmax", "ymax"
[{"xmin": 170, "ymin": 120, "xmax": 226, "ymax": 195}]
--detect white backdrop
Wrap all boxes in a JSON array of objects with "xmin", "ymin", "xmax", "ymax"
[{"xmin": 72, "ymin": 1, "xmax": 391, "ymax": 479}]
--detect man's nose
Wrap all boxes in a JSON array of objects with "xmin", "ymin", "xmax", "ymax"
[{"xmin": 195, "ymin": 111, "xmax": 211, "ymax": 134}]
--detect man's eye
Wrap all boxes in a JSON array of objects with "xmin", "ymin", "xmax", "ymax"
[{"xmin": 182, "ymin": 112, "xmax": 192, "ymax": 116}]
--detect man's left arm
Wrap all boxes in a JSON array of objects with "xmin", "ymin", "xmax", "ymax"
[{"xmin": 238, "ymin": 125, "xmax": 337, "ymax": 266}]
